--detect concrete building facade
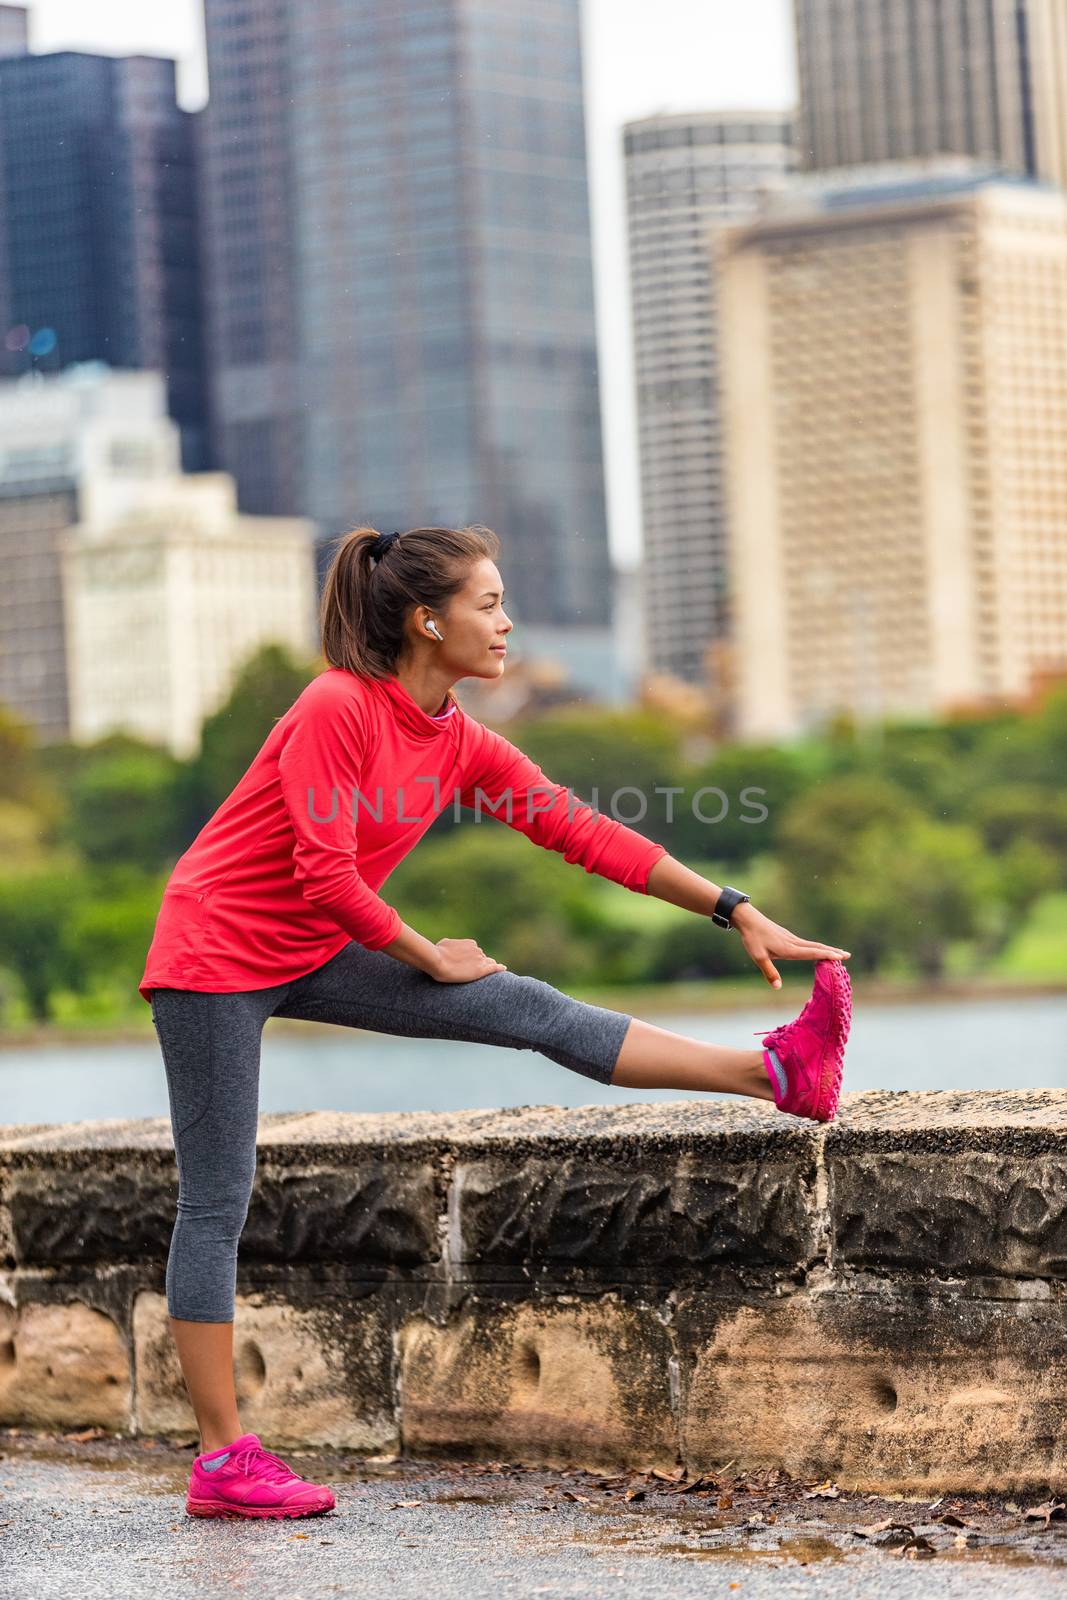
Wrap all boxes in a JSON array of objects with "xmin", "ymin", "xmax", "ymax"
[{"xmin": 716, "ymin": 169, "xmax": 1067, "ymax": 739}]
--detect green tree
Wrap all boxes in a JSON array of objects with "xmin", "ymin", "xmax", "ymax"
[
  {"xmin": 190, "ymin": 643, "xmax": 320, "ymax": 818},
  {"xmin": 972, "ymin": 785, "xmax": 1067, "ymax": 884},
  {"xmin": 776, "ymin": 773, "xmax": 925, "ymax": 890},
  {"xmin": 775, "ymin": 776, "xmax": 1001, "ymax": 979},
  {"xmin": 63, "ymin": 749, "xmax": 189, "ymax": 871},
  {"xmin": 0, "ymin": 798, "xmax": 55, "ymax": 866},
  {"xmin": 63, "ymin": 865, "xmax": 165, "ymax": 1001},
  {"xmin": 0, "ymin": 864, "xmax": 89, "ymax": 1021},
  {"xmin": 972, "ymin": 680, "xmax": 1067, "ymax": 791},
  {"xmin": 0, "ymin": 703, "xmax": 38, "ymax": 803},
  {"xmin": 502, "ymin": 707, "xmax": 683, "ymax": 853},
  {"xmin": 390, "ymin": 826, "xmax": 628, "ymax": 984},
  {"xmin": 674, "ymin": 743, "xmax": 810, "ymax": 863},
  {"xmin": 981, "ymin": 835, "xmax": 1061, "ymax": 959}
]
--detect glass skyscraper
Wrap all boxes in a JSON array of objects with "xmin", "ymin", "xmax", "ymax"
[
  {"xmin": 202, "ymin": 0, "xmax": 612, "ymax": 625},
  {"xmin": 0, "ymin": 47, "xmax": 208, "ymax": 471}
]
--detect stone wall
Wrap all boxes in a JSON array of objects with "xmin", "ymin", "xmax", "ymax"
[{"xmin": 2, "ymin": 1089, "xmax": 1066, "ymax": 1494}]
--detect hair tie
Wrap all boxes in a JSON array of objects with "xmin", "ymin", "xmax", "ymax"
[{"xmin": 371, "ymin": 529, "xmax": 401, "ymax": 560}]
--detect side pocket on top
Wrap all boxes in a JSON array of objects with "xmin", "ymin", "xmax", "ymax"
[{"xmin": 151, "ymin": 886, "xmax": 211, "ymax": 979}]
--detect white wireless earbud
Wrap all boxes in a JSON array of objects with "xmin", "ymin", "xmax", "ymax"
[{"xmin": 426, "ymin": 620, "xmax": 443, "ymax": 640}]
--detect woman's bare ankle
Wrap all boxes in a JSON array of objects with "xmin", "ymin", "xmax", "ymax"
[
  {"xmin": 744, "ymin": 1049, "xmax": 776, "ymax": 1102},
  {"xmin": 198, "ymin": 1426, "xmax": 243, "ymax": 1454}
]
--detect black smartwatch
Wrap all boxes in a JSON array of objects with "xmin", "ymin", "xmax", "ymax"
[{"xmin": 712, "ymin": 885, "xmax": 750, "ymax": 930}]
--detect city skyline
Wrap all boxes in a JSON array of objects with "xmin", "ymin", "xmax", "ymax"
[{"xmin": 10, "ymin": 0, "xmax": 797, "ymax": 571}]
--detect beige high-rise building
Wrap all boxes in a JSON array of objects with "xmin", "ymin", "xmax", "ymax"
[
  {"xmin": 0, "ymin": 365, "xmax": 180, "ymax": 740},
  {"xmin": 716, "ymin": 167, "xmax": 1067, "ymax": 740},
  {"xmin": 61, "ymin": 473, "xmax": 317, "ymax": 758},
  {"xmin": 0, "ymin": 364, "xmax": 318, "ymax": 754},
  {"xmin": 794, "ymin": 0, "xmax": 1067, "ymax": 190},
  {"xmin": 623, "ymin": 111, "xmax": 795, "ymax": 693}
]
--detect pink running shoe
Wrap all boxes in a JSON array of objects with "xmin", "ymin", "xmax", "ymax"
[
  {"xmin": 186, "ymin": 1432, "xmax": 336, "ymax": 1520},
  {"xmin": 754, "ymin": 959, "xmax": 852, "ymax": 1123}
]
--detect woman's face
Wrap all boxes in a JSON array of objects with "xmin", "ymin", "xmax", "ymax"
[{"xmin": 434, "ymin": 558, "xmax": 513, "ymax": 680}]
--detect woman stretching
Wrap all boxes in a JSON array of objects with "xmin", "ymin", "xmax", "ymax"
[{"xmin": 141, "ymin": 522, "xmax": 852, "ymax": 1521}]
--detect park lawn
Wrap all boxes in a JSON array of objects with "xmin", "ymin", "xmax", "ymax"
[{"xmin": 988, "ymin": 891, "xmax": 1067, "ymax": 981}]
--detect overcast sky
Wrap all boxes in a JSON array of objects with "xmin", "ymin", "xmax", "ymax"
[{"xmin": 18, "ymin": 0, "xmax": 796, "ymax": 567}]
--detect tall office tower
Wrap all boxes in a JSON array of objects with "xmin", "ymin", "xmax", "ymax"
[
  {"xmin": 794, "ymin": 0, "xmax": 1067, "ymax": 189},
  {"xmin": 716, "ymin": 166, "xmax": 1067, "ymax": 740},
  {"xmin": 623, "ymin": 111, "xmax": 794, "ymax": 691},
  {"xmin": 0, "ymin": 51, "xmax": 208, "ymax": 469},
  {"xmin": 197, "ymin": 0, "xmax": 299, "ymax": 519},
  {"xmin": 201, "ymin": 0, "xmax": 613, "ymax": 626}
]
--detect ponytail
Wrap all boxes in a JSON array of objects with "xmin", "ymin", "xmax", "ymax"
[{"xmin": 319, "ymin": 523, "xmax": 501, "ymax": 692}]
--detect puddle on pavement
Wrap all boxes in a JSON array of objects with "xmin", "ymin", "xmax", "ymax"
[
  {"xmin": 554, "ymin": 1518, "xmax": 1063, "ymax": 1569},
  {"xmin": 431, "ymin": 1492, "xmax": 511, "ymax": 1506},
  {"xmin": 575, "ymin": 1522, "xmax": 1064, "ymax": 1567},
  {"xmin": 559, "ymin": 1523, "xmax": 845, "ymax": 1565},
  {"xmin": 934, "ymin": 1546, "xmax": 1043, "ymax": 1566}
]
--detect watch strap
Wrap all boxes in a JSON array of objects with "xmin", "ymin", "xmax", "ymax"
[{"xmin": 712, "ymin": 885, "xmax": 750, "ymax": 929}]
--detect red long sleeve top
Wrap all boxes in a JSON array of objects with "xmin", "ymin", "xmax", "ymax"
[{"xmin": 138, "ymin": 667, "xmax": 668, "ymax": 1001}]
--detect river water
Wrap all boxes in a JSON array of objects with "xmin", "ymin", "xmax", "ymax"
[{"xmin": 1, "ymin": 992, "xmax": 1065, "ymax": 1129}]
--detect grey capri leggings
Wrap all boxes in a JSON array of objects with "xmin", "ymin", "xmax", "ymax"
[{"xmin": 149, "ymin": 938, "xmax": 634, "ymax": 1323}]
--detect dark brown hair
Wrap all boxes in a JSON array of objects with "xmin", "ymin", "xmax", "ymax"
[{"xmin": 319, "ymin": 523, "xmax": 502, "ymax": 702}]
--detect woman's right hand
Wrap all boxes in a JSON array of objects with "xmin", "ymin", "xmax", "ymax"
[{"xmin": 429, "ymin": 937, "xmax": 508, "ymax": 983}]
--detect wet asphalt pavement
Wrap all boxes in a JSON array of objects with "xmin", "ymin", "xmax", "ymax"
[{"xmin": 2, "ymin": 1428, "xmax": 1067, "ymax": 1599}]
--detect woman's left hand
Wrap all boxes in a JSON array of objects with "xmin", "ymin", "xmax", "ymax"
[{"xmin": 731, "ymin": 903, "xmax": 851, "ymax": 988}]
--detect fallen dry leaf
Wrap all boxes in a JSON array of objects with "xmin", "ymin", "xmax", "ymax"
[
  {"xmin": 1023, "ymin": 1500, "xmax": 1066, "ymax": 1526},
  {"xmin": 853, "ymin": 1519, "xmax": 915, "ymax": 1540},
  {"xmin": 664, "ymin": 1474, "xmax": 717, "ymax": 1496}
]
